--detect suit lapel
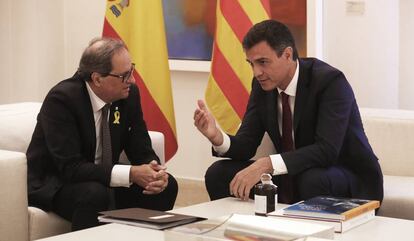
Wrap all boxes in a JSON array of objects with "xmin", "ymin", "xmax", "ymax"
[
  {"xmin": 266, "ymin": 89, "xmax": 282, "ymax": 153},
  {"xmin": 293, "ymin": 60, "xmax": 310, "ymax": 132},
  {"xmin": 80, "ymin": 81, "xmax": 97, "ymax": 162}
]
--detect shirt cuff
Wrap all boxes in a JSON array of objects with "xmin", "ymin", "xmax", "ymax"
[
  {"xmin": 270, "ymin": 154, "xmax": 288, "ymax": 175},
  {"xmin": 212, "ymin": 130, "xmax": 231, "ymax": 155},
  {"xmin": 110, "ymin": 164, "xmax": 132, "ymax": 187}
]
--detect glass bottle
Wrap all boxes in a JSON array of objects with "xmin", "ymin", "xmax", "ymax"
[{"xmin": 254, "ymin": 173, "xmax": 278, "ymax": 216}]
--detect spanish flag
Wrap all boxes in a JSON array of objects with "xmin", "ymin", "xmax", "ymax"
[
  {"xmin": 206, "ymin": 0, "xmax": 270, "ymax": 135},
  {"xmin": 103, "ymin": 0, "xmax": 177, "ymax": 161}
]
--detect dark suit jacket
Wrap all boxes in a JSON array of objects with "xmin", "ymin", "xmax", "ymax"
[
  {"xmin": 27, "ymin": 73, "xmax": 158, "ymax": 210},
  {"xmin": 221, "ymin": 58, "xmax": 383, "ymax": 201}
]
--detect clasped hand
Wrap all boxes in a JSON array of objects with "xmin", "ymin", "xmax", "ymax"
[{"xmin": 130, "ymin": 160, "xmax": 168, "ymax": 195}]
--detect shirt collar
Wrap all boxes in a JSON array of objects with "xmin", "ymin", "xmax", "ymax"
[
  {"xmin": 86, "ymin": 81, "xmax": 107, "ymax": 113},
  {"xmin": 277, "ymin": 60, "xmax": 299, "ymax": 97}
]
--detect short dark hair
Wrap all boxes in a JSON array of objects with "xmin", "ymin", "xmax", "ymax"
[
  {"xmin": 242, "ymin": 20, "xmax": 298, "ymax": 60},
  {"xmin": 78, "ymin": 37, "xmax": 126, "ymax": 81}
]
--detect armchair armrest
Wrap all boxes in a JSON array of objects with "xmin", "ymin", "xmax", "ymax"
[
  {"xmin": 0, "ymin": 150, "xmax": 29, "ymax": 241},
  {"xmin": 148, "ymin": 131, "xmax": 165, "ymax": 165},
  {"xmin": 118, "ymin": 131, "xmax": 165, "ymax": 165}
]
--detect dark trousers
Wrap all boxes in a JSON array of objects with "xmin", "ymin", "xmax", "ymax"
[
  {"xmin": 205, "ymin": 159, "xmax": 356, "ymax": 204},
  {"xmin": 52, "ymin": 174, "xmax": 178, "ymax": 231}
]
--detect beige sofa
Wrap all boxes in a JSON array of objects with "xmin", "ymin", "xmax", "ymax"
[
  {"xmin": 359, "ymin": 108, "xmax": 414, "ymax": 220},
  {"xmin": 0, "ymin": 102, "xmax": 165, "ymax": 241},
  {"xmin": 254, "ymin": 108, "xmax": 414, "ymax": 220}
]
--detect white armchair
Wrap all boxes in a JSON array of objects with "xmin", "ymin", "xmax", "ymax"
[
  {"xmin": 0, "ymin": 102, "xmax": 165, "ymax": 241},
  {"xmin": 253, "ymin": 108, "xmax": 414, "ymax": 220}
]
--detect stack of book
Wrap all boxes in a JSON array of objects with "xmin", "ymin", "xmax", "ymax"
[
  {"xmin": 269, "ymin": 196, "xmax": 380, "ymax": 233},
  {"xmin": 165, "ymin": 213, "xmax": 335, "ymax": 241}
]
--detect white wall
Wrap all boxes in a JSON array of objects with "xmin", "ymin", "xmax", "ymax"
[
  {"xmin": 323, "ymin": 0, "xmax": 399, "ymax": 109},
  {"xmin": 0, "ymin": 0, "xmax": 12, "ymax": 102},
  {"xmin": 1, "ymin": 0, "xmax": 413, "ymax": 180},
  {"xmin": 63, "ymin": 0, "xmax": 106, "ymax": 77},
  {"xmin": 399, "ymin": 0, "xmax": 414, "ymax": 110},
  {"xmin": 0, "ymin": 0, "xmax": 64, "ymax": 103},
  {"xmin": 168, "ymin": 71, "xmax": 219, "ymax": 179}
]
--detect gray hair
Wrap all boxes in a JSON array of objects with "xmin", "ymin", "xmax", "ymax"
[{"xmin": 78, "ymin": 37, "xmax": 126, "ymax": 81}]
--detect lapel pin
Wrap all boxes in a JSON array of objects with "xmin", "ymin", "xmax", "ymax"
[{"xmin": 113, "ymin": 110, "xmax": 120, "ymax": 124}]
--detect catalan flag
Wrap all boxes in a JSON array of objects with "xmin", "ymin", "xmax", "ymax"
[
  {"xmin": 206, "ymin": 0, "xmax": 270, "ymax": 135},
  {"xmin": 103, "ymin": 0, "xmax": 177, "ymax": 161}
]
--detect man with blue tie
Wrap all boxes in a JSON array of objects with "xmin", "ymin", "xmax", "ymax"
[{"xmin": 194, "ymin": 20, "xmax": 383, "ymax": 204}]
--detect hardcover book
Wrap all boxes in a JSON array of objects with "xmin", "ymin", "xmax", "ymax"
[
  {"xmin": 269, "ymin": 209, "xmax": 375, "ymax": 233},
  {"xmin": 281, "ymin": 196, "xmax": 380, "ymax": 221},
  {"xmin": 98, "ymin": 208, "xmax": 205, "ymax": 230}
]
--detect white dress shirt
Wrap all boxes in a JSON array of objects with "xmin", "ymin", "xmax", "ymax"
[
  {"xmin": 86, "ymin": 82, "xmax": 131, "ymax": 187},
  {"xmin": 213, "ymin": 61, "xmax": 299, "ymax": 175}
]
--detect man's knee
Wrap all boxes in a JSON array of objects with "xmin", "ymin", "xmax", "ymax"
[
  {"xmin": 165, "ymin": 174, "xmax": 178, "ymax": 198},
  {"xmin": 296, "ymin": 168, "xmax": 331, "ymax": 200},
  {"xmin": 204, "ymin": 160, "xmax": 234, "ymax": 200},
  {"xmin": 204, "ymin": 159, "xmax": 253, "ymax": 200},
  {"xmin": 76, "ymin": 182, "xmax": 110, "ymax": 210},
  {"xmin": 296, "ymin": 167, "xmax": 351, "ymax": 200},
  {"xmin": 205, "ymin": 160, "xmax": 224, "ymax": 185},
  {"xmin": 204, "ymin": 160, "xmax": 237, "ymax": 191}
]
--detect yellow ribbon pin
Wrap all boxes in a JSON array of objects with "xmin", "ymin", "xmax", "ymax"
[{"xmin": 113, "ymin": 111, "xmax": 120, "ymax": 124}]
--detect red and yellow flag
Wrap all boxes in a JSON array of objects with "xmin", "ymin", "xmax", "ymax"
[
  {"xmin": 103, "ymin": 0, "xmax": 177, "ymax": 161},
  {"xmin": 206, "ymin": 0, "xmax": 270, "ymax": 135}
]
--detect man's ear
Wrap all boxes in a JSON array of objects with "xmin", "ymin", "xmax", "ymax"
[
  {"xmin": 283, "ymin": 47, "xmax": 293, "ymax": 61},
  {"xmin": 91, "ymin": 72, "xmax": 102, "ymax": 87}
]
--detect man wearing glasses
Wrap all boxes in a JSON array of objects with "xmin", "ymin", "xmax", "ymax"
[{"xmin": 26, "ymin": 37, "xmax": 178, "ymax": 231}]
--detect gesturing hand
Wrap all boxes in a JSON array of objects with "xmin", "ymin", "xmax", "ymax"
[
  {"xmin": 229, "ymin": 157, "xmax": 273, "ymax": 200},
  {"xmin": 193, "ymin": 100, "xmax": 223, "ymax": 146}
]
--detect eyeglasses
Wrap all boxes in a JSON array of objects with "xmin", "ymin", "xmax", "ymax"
[{"xmin": 104, "ymin": 63, "xmax": 135, "ymax": 83}]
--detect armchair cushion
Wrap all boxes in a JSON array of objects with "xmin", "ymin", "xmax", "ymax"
[{"xmin": 0, "ymin": 102, "xmax": 40, "ymax": 153}]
